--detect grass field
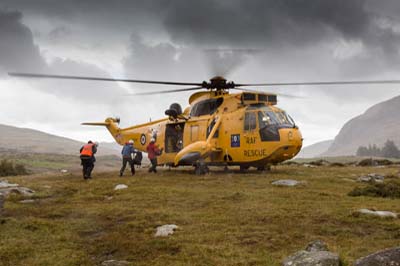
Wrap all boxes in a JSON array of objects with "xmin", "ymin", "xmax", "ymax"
[
  {"xmin": 0, "ymin": 153, "xmax": 121, "ymax": 173},
  {"xmin": 1, "ymin": 165, "xmax": 400, "ymax": 266}
]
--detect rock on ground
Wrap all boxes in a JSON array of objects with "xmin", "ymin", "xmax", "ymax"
[
  {"xmin": 20, "ymin": 199, "xmax": 35, "ymax": 204},
  {"xmin": 358, "ymin": 209, "xmax": 397, "ymax": 218},
  {"xmin": 0, "ymin": 187, "xmax": 35, "ymax": 196},
  {"xmin": 306, "ymin": 240, "xmax": 329, "ymax": 252},
  {"xmin": 114, "ymin": 184, "xmax": 128, "ymax": 190},
  {"xmin": 0, "ymin": 180, "xmax": 35, "ymax": 197},
  {"xmin": 272, "ymin": 179, "xmax": 304, "ymax": 187},
  {"xmin": 101, "ymin": 260, "xmax": 130, "ymax": 266},
  {"xmin": 358, "ymin": 173, "xmax": 384, "ymax": 183},
  {"xmin": 0, "ymin": 180, "xmax": 18, "ymax": 188},
  {"xmin": 354, "ymin": 246, "xmax": 400, "ymax": 266},
  {"xmin": 282, "ymin": 240, "xmax": 340, "ymax": 266},
  {"xmin": 0, "ymin": 193, "xmax": 4, "ymax": 213},
  {"xmin": 155, "ymin": 224, "xmax": 178, "ymax": 237}
]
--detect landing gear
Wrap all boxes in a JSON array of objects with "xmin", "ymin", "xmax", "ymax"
[
  {"xmin": 194, "ymin": 160, "xmax": 209, "ymax": 175},
  {"xmin": 239, "ymin": 165, "xmax": 250, "ymax": 172},
  {"xmin": 257, "ymin": 165, "xmax": 271, "ymax": 172}
]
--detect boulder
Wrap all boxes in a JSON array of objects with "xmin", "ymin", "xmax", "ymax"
[
  {"xmin": 272, "ymin": 180, "xmax": 304, "ymax": 187},
  {"xmin": 358, "ymin": 209, "xmax": 397, "ymax": 218},
  {"xmin": 282, "ymin": 240, "xmax": 340, "ymax": 266},
  {"xmin": 114, "ymin": 184, "xmax": 128, "ymax": 190},
  {"xmin": 354, "ymin": 246, "xmax": 400, "ymax": 266},
  {"xmin": 283, "ymin": 250, "xmax": 340, "ymax": 266},
  {"xmin": 155, "ymin": 224, "xmax": 178, "ymax": 237}
]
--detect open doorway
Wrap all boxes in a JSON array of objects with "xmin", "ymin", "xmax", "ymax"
[{"xmin": 165, "ymin": 122, "xmax": 185, "ymax": 153}]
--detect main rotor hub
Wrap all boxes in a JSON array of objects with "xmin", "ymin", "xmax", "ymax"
[{"xmin": 203, "ymin": 76, "xmax": 235, "ymax": 90}]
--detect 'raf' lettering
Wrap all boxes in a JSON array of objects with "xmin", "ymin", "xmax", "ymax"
[{"xmin": 246, "ymin": 137, "xmax": 257, "ymax": 144}]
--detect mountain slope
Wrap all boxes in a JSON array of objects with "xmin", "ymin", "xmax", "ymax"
[
  {"xmin": 0, "ymin": 124, "xmax": 120, "ymax": 156},
  {"xmin": 323, "ymin": 95, "xmax": 400, "ymax": 156},
  {"xmin": 296, "ymin": 140, "xmax": 333, "ymax": 158}
]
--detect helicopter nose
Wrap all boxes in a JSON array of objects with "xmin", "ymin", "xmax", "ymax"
[
  {"xmin": 289, "ymin": 128, "xmax": 302, "ymax": 144},
  {"xmin": 280, "ymin": 127, "xmax": 303, "ymax": 159}
]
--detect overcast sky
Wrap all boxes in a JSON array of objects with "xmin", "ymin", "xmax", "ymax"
[{"xmin": 1, "ymin": 0, "xmax": 400, "ymax": 146}]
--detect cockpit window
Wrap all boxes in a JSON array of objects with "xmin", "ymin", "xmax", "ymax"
[
  {"xmin": 256, "ymin": 106, "xmax": 294, "ymax": 127},
  {"xmin": 244, "ymin": 112, "xmax": 257, "ymax": 131},
  {"xmin": 190, "ymin": 98, "xmax": 223, "ymax": 117}
]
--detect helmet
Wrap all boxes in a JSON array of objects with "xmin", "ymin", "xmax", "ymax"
[
  {"xmin": 129, "ymin": 139, "xmax": 134, "ymax": 144},
  {"xmin": 150, "ymin": 138, "xmax": 155, "ymax": 142}
]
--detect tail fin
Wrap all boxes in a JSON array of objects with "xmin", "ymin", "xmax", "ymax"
[{"xmin": 82, "ymin": 117, "xmax": 123, "ymax": 145}]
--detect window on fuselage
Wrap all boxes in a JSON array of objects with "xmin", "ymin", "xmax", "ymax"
[
  {"xmin": 244, "ymin": 112, "xmax": 257, "ymax": 131},
  {"xmin": 190, "ymin": 98, "xmax": 223, "ymax": 117}
]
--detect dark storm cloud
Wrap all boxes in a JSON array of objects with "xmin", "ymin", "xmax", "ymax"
[
  {"xmin": 0, "ymin": 9, "xmax": 125, "ymax": 104},
  {"xmin": 0, "ymin": 0, "xmax": 374, "ymax": 46},
  {"xmin": 0, "ymin": 9, "xmax": 46, "ymax": 75},
  {"xmin": 162, "ymin": 0, "xmax": 370, "ymax": 47}
]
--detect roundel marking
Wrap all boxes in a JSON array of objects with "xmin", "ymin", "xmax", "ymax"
[{"xmin": 140, "ymin": 134, "xmax": 146, "ymax": 145}]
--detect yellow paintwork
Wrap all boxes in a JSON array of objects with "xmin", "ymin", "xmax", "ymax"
[{"xmin": 83, "ymin": 90, "xmax": 303, "ymax": 168}]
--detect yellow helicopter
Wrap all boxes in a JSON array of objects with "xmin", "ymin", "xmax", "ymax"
[{"xmin": 9, "ymin": 72, "xmax": 400, "ymax": 174}]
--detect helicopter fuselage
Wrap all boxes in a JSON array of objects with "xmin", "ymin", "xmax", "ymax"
[{"xmin": 90, "ymin": 90, "xmax": 302, "ymax": 169}]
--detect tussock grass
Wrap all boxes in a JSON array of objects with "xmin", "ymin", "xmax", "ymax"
[
  {"xmin": 1, "ymin": 165, "xmax": 400, "ymax": 265},
  {"xmin": 349, "ymin": 180, "xmax": 400, "ymax": 198}
]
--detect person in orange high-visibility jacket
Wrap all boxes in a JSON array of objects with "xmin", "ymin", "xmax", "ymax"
[{"xmin": 80, "ymin": 140, "xmax": 98, "ymax": 179}]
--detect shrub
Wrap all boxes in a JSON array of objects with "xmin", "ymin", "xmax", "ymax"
[
  {"xmin": 348, "ymin": 180, "xmax": 400, "ymax": 198},
  {"xmin": 330, "ymin": 162, "xmax": 345, "ymax": 167},
  {"xmin": 308, "ymin": 159, "xmax": 330, "ymax": 166},
  {"xmin": 0, "ymin": 160, "xmax": 28, "ymax": 176},
  {"xmin": 357, "ymin": 158, "xmax": 376, "ymax": 166}
]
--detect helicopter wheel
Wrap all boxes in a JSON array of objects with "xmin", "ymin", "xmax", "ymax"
[
  {"xmin": 257, "ymin": 165, "xmax": 271, "ymax": 172},
  {"xmin": 239, "ymin": 165, "xmax": 249, "ymax": 172},
  {"xmin": 257, "ymin": 166, "xmax": 265, "ymax": 171},
  {"xmin": 195, "ymin": 160, "xmax": 209, "ymax": 175}
]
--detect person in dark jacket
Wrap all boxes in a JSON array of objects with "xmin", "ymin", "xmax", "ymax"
[
  {"xmin": 80, "ymin": 140, "xmax": 98, "ymax": 179},
  {"xmin": 146, "ymin": 138, "xmax": 162, "ymax": 173},
  {"xmin": 120, "ymin": 139, "xmax": 137, "ymax": 176}
]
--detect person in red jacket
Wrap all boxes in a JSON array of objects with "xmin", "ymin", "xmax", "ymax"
[
  {"xmin": 146, "ymin": 138, "xmax": 162, "ymax": 173},
  {"xmin": 80, "ymin": 140, "xmax": 98, "ymax": 179}
]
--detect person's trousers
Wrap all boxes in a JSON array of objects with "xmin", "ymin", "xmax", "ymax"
[
  {"xmin": 81, "ymin": 158, "xmax": 94, "ymax": 179},
  {"xmin": 149, "ymin": 158, "xmax": 157, "ymax": 173},
  {"xmin": 120, "ymin": 157, "xmax": 135, "ymax": 176}
]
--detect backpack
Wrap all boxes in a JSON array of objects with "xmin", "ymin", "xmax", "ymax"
[{"xmin": 134, "ymin": 151, "xmax": 143, "ymax": 165}]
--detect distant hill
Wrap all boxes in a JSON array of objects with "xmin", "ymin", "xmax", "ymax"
[
  {"xmin": 296, "ymin": 140, "xmax": 333, "ymax": 158},
  {"xmin": 323, "ymin": 95, "xmax": 400, "ymax": 156},
  {"xmin": 0, "ymin": 124, "xmax": 120, "ymax": 156}
]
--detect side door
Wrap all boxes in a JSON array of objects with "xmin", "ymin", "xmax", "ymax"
[{"xmin": 243, "ymin": 111, "xmax": 259, "ymax": 159}]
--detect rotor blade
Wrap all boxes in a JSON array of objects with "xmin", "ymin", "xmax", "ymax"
[
  {"xmin": 232, "ymin": 87, "xmax": 304, "ymax": 98},
  {"xmin": 236, "ymin": 80, "xmax": 400, "ymax": 87},
  {"xmin": 8, "ymin": 72, "xmax": 202, "ymax": 86},
  {"xmin": 128, "ymin": 86, "xmax": 203, "ymax": 96}
]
